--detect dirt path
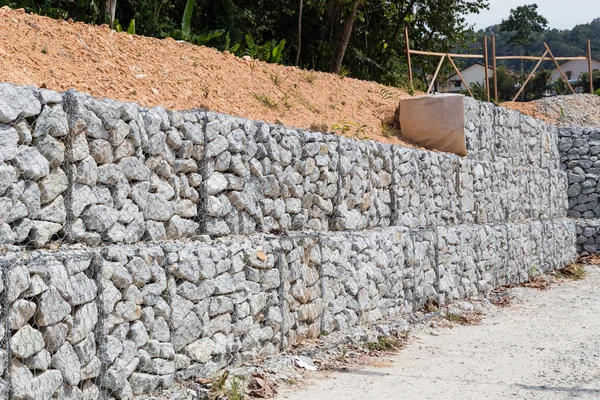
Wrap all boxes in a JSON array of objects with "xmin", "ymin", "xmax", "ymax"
[{"xmin": 278, "ymin": 266, "xmax": 600, "ymax": 400}]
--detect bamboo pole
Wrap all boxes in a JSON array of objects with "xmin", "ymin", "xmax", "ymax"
[
  {"xmin": 405, "ymin": 27, "xmax": 413, "ymax": 91},
  {"xmin": 427, "ymin": 55, "xmax": 446, "ymax": 94},
  {"xmin": 496, "ymin": 55, "xmax": 588, "ymax": 61},
  {"xmin": 483, "ymin": 35, "xmax": 490, "ymax": 102},
  {"xmin": 588, "ymin": 38, "xmax": 594, "ymax": 94},
  {"xmin": 544, "ymin": 42, "xmax": 576, "ymax": 94},
  {"xmin": 447, "ymin": 55, "xmax": 474, "ymax": 97},
  {"xmin": 492, "ymin": 34, "xmax": 498, "ymax": 103},
  {"xmin": 409, "ymin": 49, "xmax": 484, "ymax": 59},
  {"xmin": 511, "ymin": 49, "xmax": 549, "ymax": 102}
]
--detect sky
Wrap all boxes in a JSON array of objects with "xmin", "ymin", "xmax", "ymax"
[{"xmin": 465, "ymin": 0, "xmax": 600, "ymax": 31}]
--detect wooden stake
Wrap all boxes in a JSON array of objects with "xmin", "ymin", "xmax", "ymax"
[
  {"xmin": 511, "ymin": 49, "xmax": 549, "ymax": 102},
  {"xmin": 544, "ymin": 42, "xmax": 576, "ymax": 94},
  {"xmin": 483, "ymin": 35, "xmax": 490, "ymax": 102},
  {"xmin": 427, "ymin": 55, "xmax": 446, "ymax": 94},
  {"xmin": 405, "ymin": 27, "xmax": 413, "ymax": 91},
  {"xmin": 492, "ymin": 34, "xmax": 498, "ymax": 103},
  {"xmin": 409, "ymin": 50, "xmax": 483, "ymax": 59},
  {"xmin": 447, "ymin": 55, "xmax": 474, "ymax": 97},
  {"xmin": 588, "ymin": 38, "xmax": 594, "ymax": 94}
]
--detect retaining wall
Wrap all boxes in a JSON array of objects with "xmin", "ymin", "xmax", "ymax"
[
  {"xmin": 0, "ymin": 219, "xmax": 576, "ymax": 398},
  {"xmin": 0, "ymin": 83, "xmax": 576, "ymax": 399},
  {"xmin": 558, "ymin": 126, "xmax": 600, "ymax": 254},
  {"xmin": 0, "ymin": 87, "xmax": 566, "ymax": 247}
]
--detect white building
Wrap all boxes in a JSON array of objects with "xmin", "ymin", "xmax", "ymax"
[
  {"xmin": 546, "ymin": 58, "xmax": 600, "ymax": 95},
  {"xmin": 439, "ymin": 63, "xmax": 494, "ymax": 93},
  {"xmin": 550, "ymin": 58, "xmax": 600, "ymax": 82}
]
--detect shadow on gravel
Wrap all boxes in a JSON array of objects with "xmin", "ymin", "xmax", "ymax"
[{"xmin": 516, "ymin": 384, "xmax": 600, "ymax": 396}]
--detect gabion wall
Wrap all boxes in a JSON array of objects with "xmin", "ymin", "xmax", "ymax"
[
  {"xmin": 558, "ymin": 126, "xmax": 600, "ymax": 255},
  {"xmin": 0, "ymin": 86, "xmax": 566, "ymax": 247},
  {"xmin": 0, "ymin": 220, "xmax": 576, "ymax": 398},
  {"xmin": 0, "ymin": 83, "xmax": 576, "ymax": 399}
]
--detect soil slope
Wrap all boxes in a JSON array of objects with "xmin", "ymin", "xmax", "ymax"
[{"xmin": 0, "ymin": 6, "xmax": 412, "ymax": 144}]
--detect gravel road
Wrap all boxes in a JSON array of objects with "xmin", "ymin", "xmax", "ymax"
[{"xmin": 278, "ymin": 266, "xmax": 600, "ymax": 400}]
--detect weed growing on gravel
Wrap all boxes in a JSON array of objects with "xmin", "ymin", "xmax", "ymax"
[
  {"xmin": 252, "ymin": 93, "xmax": 279, "ymax": 109},
  {"xmin": 301, "ymin": 70, "xmax": 318, "ymax": 83},
  {"xmin": 365, "ymin": 335, "xmax": 401, "ymax": 351},
  {"xmin": 270, "ymin": 72, "xmax": 284, "ymax": 87},
  {"xmin": 380, "ymin": 87, "xmax": 401, "ymax": 101},
  {"xmin": 556, "ymin": 264, "xmax": 586, "ymax": 280}
]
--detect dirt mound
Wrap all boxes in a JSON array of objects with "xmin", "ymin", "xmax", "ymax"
[
  {"xmin": 0, "ymin": 6, "xmax": 414, "ymax": 145},
  {"xmin": 503, "ymin": 94, "xmax": 600, "ymax": 127}
]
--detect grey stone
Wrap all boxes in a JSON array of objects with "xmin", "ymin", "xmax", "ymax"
[
  {"xmin": 130, "ymin": 373, "xmax": 160, "ymax": 395},
  {"xmin": 165, "ymin": 215, "xmax": 199, "ymax": 238},
  {"xmin": 51, "ymin": 342, "xmax": 81, "ymax": 385},
  {"xmin": 35, "ymin": 287, "xmax": 71, "ymax": 326},
  {"xmin": 13, "ymin": 146, "xmax": 50, "ymax": 180},
  {"xmin": 75, "ymin": 156, "xmax": 98, "ymax": 186},
  {"xmin": 143, "ymin": 194, "xmax": 174, "ymax": 221},
  {"xmin": 39, "ymin": 168, "xmax": 68, "ymax": 204},
  {"xmin": 74, "ymin": 333, "xmax": 96, "ymax": 365},
  {"xmin": 206, "ymin": 134, "xmax": 229, "ymax": 158},
  {"xmin": 72, "ymin": 132, "xmax": 90, "ymax": 161},
  {"xmin": 8, "ymin": 299, "xmax": 37, "ymax": 330},
  {"xmin": 33, "ymin": 104, "xmax": 68, "ymax": 138},
  {"xmin": 81, "ymin": 356, "xmax": 101, "ymax": 380},
  {"xmin": 82, "ymin": 205, "xmax": 120, "ymax": 232},
  {"xmin": 206, "ymin": 172, "xmax": 228, "ymax": 195},
  {"xmin": 34, "ymin": 133, "xmax": 65, "ymax": 168},
  {"xmin": 127, "ymin": 257, "xmax": 152, "ymax": 287},
  {"xmin": 31, "ymin": 370, "xmax": 63, "ymax": 400},
  {"xmin": 89, "ymin": 138, "xmax": 114, "ymax": 164},
  {"xmin": 70, "ymin": 302, "xmax": 98, "ymax": 344},
  {"xmin": 35, "ymin": 195, "xmax": 66, "ymax": 224},
  {"xmin": 23, "ymin": 348, "xmax": 51, "ymax": 371},
  {"xmin": 184, "ymin": 337, "xmax": 215, "ymax": 363},
  {"xmin": 0, "ymin": 83, "xmax": 41, "ymax": 123},
  {"xmin": 12, "ymin": 361, "xmax": 34, "ymax": 400},
  {"xmin": 0, "ymin": 125, "xmax": 19, "ymax": 161},
  {"xmin": 11, "ymin": 325, "xmax": 44, "ymax": 358},
  {"xmin": 6, "ymin": 264, "xmax": 30, "ymax": 303},
  {"xmin": 41, "ymin": 323, "xmax": 69, "ymax": 352},
  {"xmin": 120, "ymin": 156, "xmax": 150, "ymax": 181},
  {"xmin": 29, "ymin": 221, "xmax": 62, "ymax": 247}
]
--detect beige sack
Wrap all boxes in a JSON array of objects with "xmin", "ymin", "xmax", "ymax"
[{"xmin": 398, "ymin": 94, "xmax": 467, "ymax": 156}]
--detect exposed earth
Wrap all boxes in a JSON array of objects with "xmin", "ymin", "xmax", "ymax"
[
  {"xmin": 277, "ymin": 265, "xmax": 600, "ymax": 400},
  {"xmin": 0, "ymin": 6, "xmax": 413, "ymax": 145}
]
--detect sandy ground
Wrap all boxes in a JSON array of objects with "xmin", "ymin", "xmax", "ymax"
[
  {"xmin": 0, "ymin": 6, "xmax": 413, "ymax": 145},
  {"xmin": 278, "ymin": 266, "xmax": 600, "ymax": 400}
]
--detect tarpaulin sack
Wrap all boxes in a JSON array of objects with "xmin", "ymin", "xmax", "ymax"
[{"xmin": 398, "ymin": 93, "xmax": 467, "ymax": 156}]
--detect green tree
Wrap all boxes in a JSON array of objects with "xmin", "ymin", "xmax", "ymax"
[
  {"xmin": 499, "ymin": 4, "xmax": 548, "ymax": 100},
  {"xmin": 489, "ymin": 66, "xmax": 517, "ymax": 102}
]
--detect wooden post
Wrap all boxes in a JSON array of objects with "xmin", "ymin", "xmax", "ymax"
[
  {"xmin": 447, "ymin": 55, "xmax": 474, "ymax": 97},
  {"xmin": 492, "ymin": 34, "xmax": 498, "ymax": 103},
  {"xmin": 544, "ymin": 42, "xmax": 576, "ymax": 94},
  {"xmin": 511, "ymin": 49, "xmax": 549, "ymax": 102},
  {"xmin": 483, "ymin": 35, "xmax": 490, "ymax": 102},
  {"xmin": 405, "ymin": 27, "xmax": 413, "ymax": 91},
  {"xmin": 588, "ymin": 38, "xmax": 594, "ymax": 94},
  {"xmin": 426, "ymin": 55, "xmax": 446, "ymax": 94}
]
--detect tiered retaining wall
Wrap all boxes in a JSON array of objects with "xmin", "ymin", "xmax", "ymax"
[{"xmin": 0, "ymin": 83, "xmax": 575, "ymax": 399}]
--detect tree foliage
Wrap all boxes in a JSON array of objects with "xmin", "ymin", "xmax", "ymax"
[{"xmin": 499, "ymin": 4, "xmax": 548, "ymax": 47}]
